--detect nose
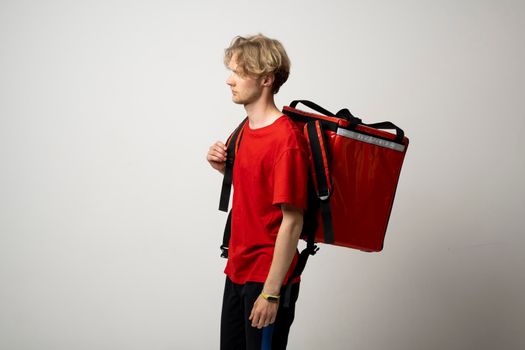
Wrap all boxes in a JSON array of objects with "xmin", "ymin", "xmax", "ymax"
[{"xmin": 226, "ymin": 73, "xmax": 235, "ymax": 87}]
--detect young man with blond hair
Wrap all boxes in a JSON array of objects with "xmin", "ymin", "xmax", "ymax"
[{"xmin": 207, "ymin": 34, "xmax": 309, "ymax": 349}]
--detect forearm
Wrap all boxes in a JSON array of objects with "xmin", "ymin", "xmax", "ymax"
[{"xmin": 263, "ymin": 215, "xmax": 303, "ymax": 295}]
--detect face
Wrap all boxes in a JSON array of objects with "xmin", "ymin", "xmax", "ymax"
[{"xmin": 226, "ymin": 56, "xmax": 264, "ymax": 105}]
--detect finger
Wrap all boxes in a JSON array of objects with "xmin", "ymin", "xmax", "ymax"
[
  {"xmin": 253, "ymin": 310, "xmax": 265, "ymax": 328},
  {"xmin": 206, "ymin": 152, "xmax": 221, "ymax": 161},
  {"xmin": 212, "ymin": 151, "xmax": 226, "ymax": 160},
  {"xmin": 213, "ymin": 142, "xmax": 227, "ymax": 152},
  {"xmin": 257, "ymin": 313, "xmax": 268, "ymax": 329},
  {"xmin": 208, "ymin": 151, "xmax": 226, "ymax": 161},
  {"xmin": 213, "ymin": 146, "xmax": 227, "ymax": 156},
  {"xmin": 211, "ymin": 147, "xmax": 227, "ymax": 157},
  {"xmin": 258, "ymin": 317, "xmax": 267, "ymax": 329},
  {"xmin": 208, "ymin": 151, "xmax": 225, "ymax": 160},
  {"xmin": 209, "ymin": 144, "xmax": 227, "ymax": 154},
  {"xmin": 265, "ymin": 314, "xmax": 273, "ymax": 327},
  {"xmin": 251, "ymin": 314, "xmax": 260, "ymax": 328},
  {"xmin": 208, "ymin": 156, "xmax": 225, "ymax": 164},
  {"xmin": 210, "ymin": 155, "xmax": 226, "ymax": 163}
]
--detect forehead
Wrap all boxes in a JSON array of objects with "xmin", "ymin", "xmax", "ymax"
[
  {"xmin": 227, "ymin": 55, "xmax": 239, "ymax": 71},
  {"xmin": 226, "ymin": 53, "xmax": 257, "ymax": 80}
]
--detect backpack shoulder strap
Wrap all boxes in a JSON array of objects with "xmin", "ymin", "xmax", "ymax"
[
  {"xmin": 220, "ymin": 210, "xmax": 232, "ymax": 258},
  {"xmin": 304, "ymin": 120, "xmax": 335, "ymax": 244},
  {"xmin": 218, "ymin": 117, "xmax": 248, "ymax": 212},
  {"xmin": 218, "ymin": 117, "xmax": 247, "ymax": 258}
]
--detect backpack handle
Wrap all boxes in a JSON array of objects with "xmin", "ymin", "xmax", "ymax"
[
  {"xmin": 290, "ymin": 100, "xmax": 336, "ymax": 117},
  {"xmin": 365, "ymin": 121, "xmax": 405, "ymax": 143},
  {"xmin": 290, "ymin": 100, "xmax": 362, "ymax": 126}
]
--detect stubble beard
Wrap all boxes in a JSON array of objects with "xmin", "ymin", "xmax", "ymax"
[{"xmin": 232, "ymin": 89, "xmax": 261, "ymax": 106}]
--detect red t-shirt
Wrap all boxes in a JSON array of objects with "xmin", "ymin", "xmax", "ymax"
[{"xmin": 224, "ymin": 115, "xmax": 309, "ymax": 285}]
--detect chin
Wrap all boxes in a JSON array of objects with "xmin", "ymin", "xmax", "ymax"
[{"xmin": 232, "ymin": 97, "xmax": 245, "ymax": 105}]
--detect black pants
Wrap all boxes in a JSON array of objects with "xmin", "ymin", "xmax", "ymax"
[{"xmin": 220, "ymin": 277, "xmax": 300, "ymax": 350}]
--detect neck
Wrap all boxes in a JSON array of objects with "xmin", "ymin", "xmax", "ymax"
[{"xmin": 244, "ymin": 93, "xmax": 282, "ymax": 129}]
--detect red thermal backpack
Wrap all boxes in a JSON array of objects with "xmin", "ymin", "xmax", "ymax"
[{"xmin": 217, "ymin": 100, "xmax": 409, "ymax": 302}]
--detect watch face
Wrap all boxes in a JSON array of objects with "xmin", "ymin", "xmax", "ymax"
[{"xmin": 268, "ymin": 296, "xmax": 279, "ymax": 303}]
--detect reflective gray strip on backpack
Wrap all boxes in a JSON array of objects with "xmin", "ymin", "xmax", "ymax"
[{"xmin": 337, "ymin": 128, "xmax": 406, "ymax": 152}]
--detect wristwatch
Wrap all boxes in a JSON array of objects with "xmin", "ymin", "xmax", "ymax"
[{"xmin": 260, "ymin": 292, "xmax": 280, "ymax": 303}]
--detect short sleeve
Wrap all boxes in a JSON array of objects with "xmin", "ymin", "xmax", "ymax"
[{"xmin": 272, "ymin": 148, "xmax": 309, "ymax": 210}]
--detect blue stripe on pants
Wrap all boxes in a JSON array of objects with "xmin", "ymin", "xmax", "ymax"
[{"xmin": 261, "ymin": 324, "xmax": 275, "ymax": 350}]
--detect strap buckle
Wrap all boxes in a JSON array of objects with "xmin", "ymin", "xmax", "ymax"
[
  {"xmin": 318, "ymin": 189, "xmax": 330, "ymax": 201},
  {"xmin": 220, "ymin": 245, "xmax": 229, "ymax": 259},
  {"xmin": 309, "ymin": 244, "xmax": 320, "ymax": 256}
]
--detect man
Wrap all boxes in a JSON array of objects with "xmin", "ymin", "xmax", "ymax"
[{"xmin": 207, "ymin": 34, "xmax": 309, "ymax": 350}]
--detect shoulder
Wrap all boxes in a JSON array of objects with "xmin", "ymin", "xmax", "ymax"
[
  {"xmin": 277, "ymin": 115, "xmax": 300, "ymax": 132},
  {"xmin": 275, "ymin": 116, "xmax": 307, "ymax": 148},
  {"xmin": 272, "ymin": 116, "xmax": 308, "ymax": 163}
]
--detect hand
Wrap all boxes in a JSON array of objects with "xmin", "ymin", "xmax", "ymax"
[
  {"xmin": 249, "ymin": 295, "xmax": 279, "ymax": 329},
  {"xmin": 206, "ymin": 141, "xmax": 227, "ymax": 174}
]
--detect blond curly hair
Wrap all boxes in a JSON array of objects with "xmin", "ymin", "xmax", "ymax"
[{"xmin": 224, "ymin": 34, "xmax": 291, "ymax": 94}]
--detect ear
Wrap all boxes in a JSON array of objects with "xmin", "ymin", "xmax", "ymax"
[{"xmin": 261, "ymin": 74, "xmax": 275, "ymax": 88}]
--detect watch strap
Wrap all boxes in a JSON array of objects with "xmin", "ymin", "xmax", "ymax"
[{"xmin": 260, "ymin": 292, "xmax": 280, "ymax": 303}]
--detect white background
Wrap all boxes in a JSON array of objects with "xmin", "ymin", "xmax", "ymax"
[{"xmin": 1, "ymin": 0, "xmax": 524, "ymax": 349}]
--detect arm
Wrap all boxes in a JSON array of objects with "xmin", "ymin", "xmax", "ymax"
[
  {"xmin": 249, "ymin": 204, "xmax": 303, "ymax": 328},
  {"xmin": 263, "ymin": 204, "xmax": 303, "ymax": 294}
]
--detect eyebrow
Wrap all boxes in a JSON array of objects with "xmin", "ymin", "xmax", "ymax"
[{"xmin": 228, "ymin": 67, "xmax": 243, "ymax": 75}]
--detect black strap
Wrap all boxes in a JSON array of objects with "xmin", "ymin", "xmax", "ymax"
[
  {"xmin": 365, "ymin": 121, "xmax": 404, "ymax": 143},
  {"xmin": 290, "ymin": 100, "xmax": 337, "ymax": 117},
  {"xmin": 218, "ymin": 118, "xmax": 247, "ymax": 258},
  {"xmin": 290, "ymin": 99, "xmax": 361, "ymax": 125},
  {"xmin": 320, "ymin": 200, "xmax": 334, "ymax": 244},
  {"xmin": 305, "ymin": 121, "xmax": 334, "ymax": 244},
  {"xmin": 283, "ymin": 195, "xmax": 320, "ymax": 307},
  {"xmin": 218, "ymin": 118, "xmax": 247, "ymax": 212},
  {"xmin": 220, "ymin": 210, "xmax": 232, "ymax": 258},
  {"xmin": 283, "ymin": 236, "xmax": 319, "ymax": 307},
  {"xmin": 218, "ymin": 162, "xmax": 234, "ymax": 212},
  {"xmin": 335, "ymin": 107, "xmax": 356, "ymax": 120}
]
